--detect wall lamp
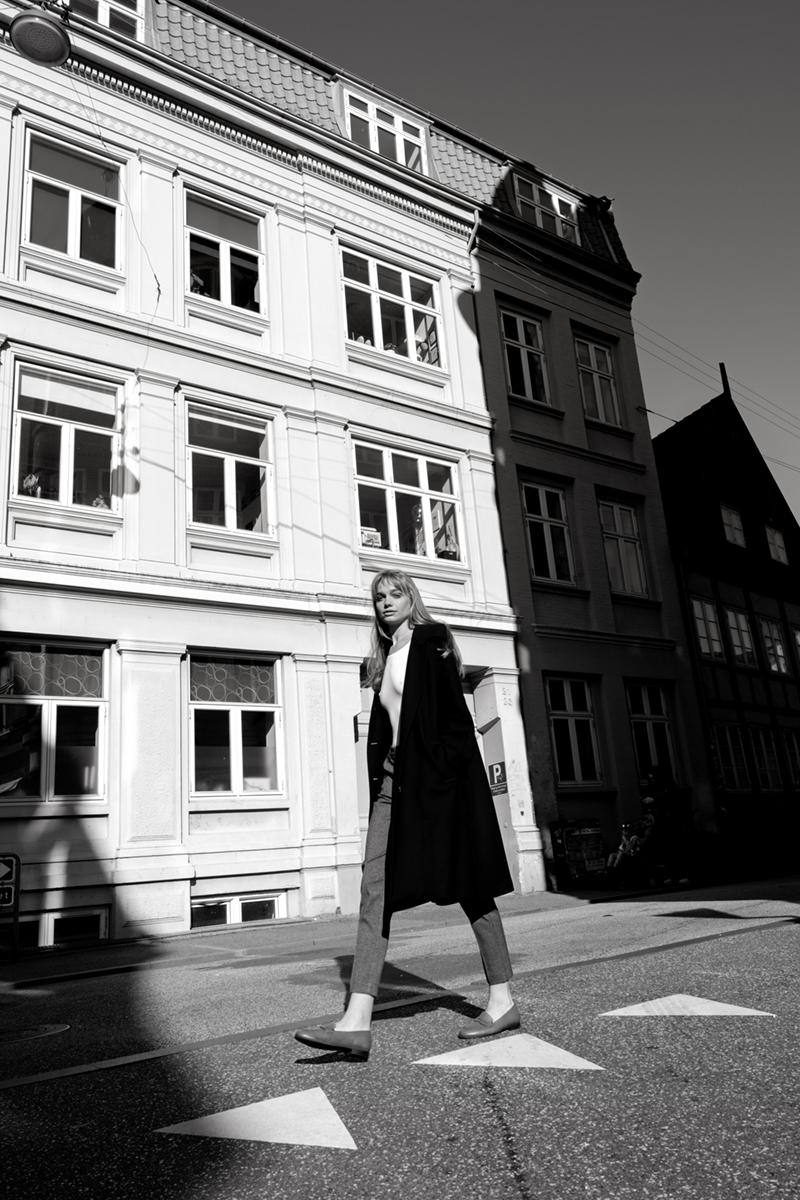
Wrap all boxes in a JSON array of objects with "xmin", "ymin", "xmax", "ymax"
[{"xmin": 9, "ymin": 1, "xmax": 72, "ymax": 66}]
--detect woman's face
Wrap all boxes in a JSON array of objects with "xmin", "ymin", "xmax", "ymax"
[{"xmin": 374, "ymin": 580, "xmax": 413, "ymax": 633}]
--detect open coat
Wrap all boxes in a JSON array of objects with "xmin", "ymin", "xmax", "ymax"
[{"xmin": 366, "ymin": 623, "xmax": 514, "ymax": 919}]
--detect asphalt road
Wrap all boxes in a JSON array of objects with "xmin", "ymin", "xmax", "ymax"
[{"xmin": 2, "ymin": 877, "xmax": 799, "ymax": 1199}]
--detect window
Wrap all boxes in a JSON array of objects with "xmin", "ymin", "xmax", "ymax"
[
  {"xmin": 12, "ymin": 367, "xmax": 118, "ymax": 511},
  {"xmin": 345, "ymin": 94, "xmax": 426, "ymax": 173},
  {"xmin": 749, "ymin": 728, "xmax": 782, "ymax": 791},
  {"xmin": 187, "ymin": 195, "xmax": 262, "ymax": 313},
  {"xmin": 546, "ymin": 678, "xmax": 601, "ymax": 785},
  {"xmin": 691, "ymin": 598, "xmax": 724, "ymax": 659},
  {"xmin": 191, "ymin": 891, "xmax": 287, "ymax": 929},
  {"xmin": 575, "ymin": 339, "xmax": 619, "ymax": 425},
  {"xmin": 514, "ymin": 178, "xmax": 579, "ymax": 243},
  {"xmin": 342, "ymin": 250, "xmax": 441, "ymax": 367},
  {"xmin": 70, "ymin": 0, "xmax": 142, "ymax": 38},
  {"xmin": 523, "ymin": 484, "xmax": 574, "ymax": 583},
  {"xmin": 721, "ymin": 505, "xmax": 745, "ymax": 547},
  {"xmin": 725, "ymin": 608, "xmax": 757, "ymax": 666},
  {"xmin": 0, "ymin": 643, "xmax": 106, "ymax": 802},
  {"xmin": 760, "ymin": 619, "xmax": 789, "ymax": 674},
  {"xmin": 714, "ymin": 725, "xmax": 750, "ymax": 791},
  {"xmin": 501, "ymin": 312, "xmax": 550, "ymax": 404},
  {"xmin": 766, "ymin": 526, "xmax": 788, "ymax": 564},
  {"xmin": 26, "ymin": 135, "xmax": 121, "ymax": 270},
  {"xmin": 190, "ymin": 657, "xmax": 281, "ymax": 795},
  {"xmin": 355, "ymin": 444, "xmax": 461, "ymax": 560},
  {"xmin": 187, "ymin": 411, "xmax": 272, "ymax": 535},
  {"xmin": 784, "ymin": 730, "xmax": 800, "ymax": 790},
  {"xmin": 627, "ymin": 684, "xmax": 676, "ymax": 783},
  {"xmin": 599, "ymin": 501, "xmax": 646, "ymax": 595}
]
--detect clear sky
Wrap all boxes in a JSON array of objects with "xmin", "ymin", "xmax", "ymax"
[{"xmin": 212, "ymin": 0, "xmax": 800, "ymax": 519}]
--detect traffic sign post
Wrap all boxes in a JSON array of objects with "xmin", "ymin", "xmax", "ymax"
[{"xmin": 0, "ymin": 853, "xmax": 21, "ymax": 956}]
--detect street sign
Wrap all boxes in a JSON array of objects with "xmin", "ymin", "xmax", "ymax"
[
  {"xmin": 488, "ymin": 761, "xmax": 507, "ymax": 796},
  {"xmin": 0, "ymin": 855, "xmax": 17, "ymax": 907}
]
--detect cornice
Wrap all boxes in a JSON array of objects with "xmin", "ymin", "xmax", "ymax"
[{"xmin": 510, "ymin": 429, "xmax": 647, "ymax": 475}]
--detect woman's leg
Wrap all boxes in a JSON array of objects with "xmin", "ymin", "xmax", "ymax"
[{"xmin": 461, "ymin": 899, "xmax": 515, "ymax": 1020}]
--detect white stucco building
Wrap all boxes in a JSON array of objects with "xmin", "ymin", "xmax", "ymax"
[{"xmin": 0, "ymin": 0, "xmax": 545, "ymax": 947}]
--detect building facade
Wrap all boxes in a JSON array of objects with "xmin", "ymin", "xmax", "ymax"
[
  {"xmin": 0, "ymin": 0, "xmax": 546, "ymax": 947},
  {"xmin": 654, "ymin": 388, "xmax": 800, "ymax": 873}
]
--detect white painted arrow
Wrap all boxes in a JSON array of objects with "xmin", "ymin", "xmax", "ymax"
[
  {"xmin": 0, "ymin": 861, "xmax": 12, "ymax": 881},
  {"xmin": 415, "ymin": 1033, "xmax": 604, "ymax": 1070},
  {"xmin": 600, "ymin": 994, "xmax": 774, "ymax": 1017},
  {"xmin": 157, "ymin": 1087, "xmax": 357, "ymax": 1148}
]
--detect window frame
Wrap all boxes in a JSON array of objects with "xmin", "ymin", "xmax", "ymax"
[
  {"xmin": 0, "ymin": 642, "xmax": 108, "ymax": 805},
  {"xmin": 185, "ymin": 191, "xmax": 265, "ymax": 315},
  {"xmin": 724, "ymin": 607, "xmax": 758, "ymax": 667},
  {"xmin": 545, "ymin": 677, "xmax": 602, "ymax": 787},
  {"xmin": 784, "ymin": 729, "xmax": 800, "ymax": 791},
  {"xmin": 760, "ymin": 618, "xmax": 789, "ymax": 675},
  {"xmin": 70, "ymin": 0, "xmax": 143, "ymax": 39},
  {"xmin": 749, "ymin": 727, "xmax": 783, "ymax": 791},
  {"xmin": 721, "ymin": 504, "xmax": 745, "ymax": 547},
  {"xmin": 575, "ymin": 338, "xmax": 620, "ymax": 426},
  {"xmin": 500, "ymin": 310, "xmax": 551, "ymax": 405},
  {"xmin": 714, "ymin": 724, "xmax": 750, "ymax": 791},
  {"xmin": 23, "ymin": 131, "xmax": 124, "ymax": 273},
  {"xmin": 341, "ymin": 248, "xmax": 443, "ymax": 369},
  {"xmin": 599, "ymin": 500, "xmax": 647, "ymax": 596},
  {"xmin": 766, "ymin": 525, "xmax": 788, "ymax": 564},
  {"xmin": 344, "ymin": 92, "xmax": 427, "ymax": 174},
  {"xmin": 10, "ymin": 363, "xmax": 121, "ymax": 515},
  {"xmin": 513, "ymin": 176, "xmax": 580, "ymax": 244},
  {"xmin": 627, "ymin": 683, "xmax": 677, "ymax": 784},
  {"xmin": 691, "ymin": 597, "xmax": 725, "ymax": 660},
  {"xmin": 522, "ymin": 482, "xmax": 575, "ymax": 584},
  {"xmin": 188, "ymin": 655, "xmax": 283, "ymax": 799},
  {"xmin": 186, "ymin": 406, "xmax": 275, "ymax": 538}
]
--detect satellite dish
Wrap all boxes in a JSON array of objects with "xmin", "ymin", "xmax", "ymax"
[{"xmin": 10, "ymin": 9, "xmax": 72, "ymax": 66}]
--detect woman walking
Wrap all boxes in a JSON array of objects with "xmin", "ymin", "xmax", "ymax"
[{"xmin": 295, "ymin": 570, "xmax": 519, "ymax": 1060}]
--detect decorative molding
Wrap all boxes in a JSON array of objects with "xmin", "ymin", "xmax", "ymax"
[{"xmin": 510, "ymin": 429, "xmax": 647, "ymax": 474}]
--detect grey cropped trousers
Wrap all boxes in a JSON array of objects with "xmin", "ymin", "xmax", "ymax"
[{"xmin": 349, "ymin": 754, "xmax": 513, "ymax": 998}]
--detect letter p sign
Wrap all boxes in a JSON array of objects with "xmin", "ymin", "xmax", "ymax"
[{"xmin": 488, "ymin": 761, "xmax": 507, "ymax": 795}]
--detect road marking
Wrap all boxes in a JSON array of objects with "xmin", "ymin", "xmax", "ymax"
[
  {"xmin": 600, "ymin": 993, "xmax": 775, "ymax": 1016},
  {"xmin": 415, "ymin": 1033, "xmax": 604, "ymax": 1070},
  {"xmin": 157, "ymin": 1087, "xmax": 357, "ymax": 1148}
]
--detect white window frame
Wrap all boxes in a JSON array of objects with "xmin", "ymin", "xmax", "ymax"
[
  {"xmin": 189, "ymin": 656, "xmax": 283, "ymax": 799},
  {"xmin": 714, "ymin": 724, "xmax": 750, "ymax": 791},
  {"xmin": 599, "ymin": 501, "xmax": 647, "ymax": 595},
  {"xmin": 354, "ymin": 442, "xmax": 463, "ymax": 563},
  {"xmin": 10, "ymin": 364, "xmax": 121, "ymax": 514},
  {"xmin": 0, "ymin": 642, "xmax": 108, "ymax": 804},
  {"xmin": 185, "ymin": 192, "xmax": 264, "ymax": 314},
  {"xmin": 576, "ymin": 338, "xmax": 620, "ymax": 425},
  {"xmin": 546, "ymin": 677, "xmax": 602, "ymax": 786},
  {"xmin": 190, "ymin": 891, "xmax": 288, "ymax": 928},
  {"xmin": 721, "ymin": 504, "xmax": 745, "ymax": 547},
  {"xmin": 784, "ymin": 730, "xmax": 800, "ymax": 790},
  {"xmin": 514, "ymin": 177, "xmax": 580, "ymax": 244},
  {"xmin": 500, "ymin": 310, "xmax": 550, "ymax": 404},
  {"xmin": 186, "ymin": 407, "xmax": 274, "ymax": 538},
  {"xmin": 522, "ymin": 483, "xmax": 575, "ymax": 583},
  {"xmin": 24, "ymin": 132, "xmax": 123, "ymax": 272},
  {"xmin": 766, "ymin": 526, "xmax": 788, "ymax": 564},
  {"xmin": 725, "ymin": 608, "xmax": 757, "ymax": 667},
  {"xmin": 341, "ymin": 248, "xmax": 443, "ymax": 368},
  {"xmin": 344, "ymin": 92, "xmax": 427, "ymax": 173},
  {"xmin": 627, "ymin": 684, "xmax": 676, "ymax": 784},
  {"xmin": 70, "ymin": 0, "xmax": 143, "ymax": 38},
  {"xmin": 750, "ymin": 727, "xmax": 782, "ymax": 791},
  {"xmin": 760, "ymin": 618, "xmax": 789, "ymax": 675},
  {"xmin": 691, "ymin": 598, "xmax": 724, "ymax": 659}
]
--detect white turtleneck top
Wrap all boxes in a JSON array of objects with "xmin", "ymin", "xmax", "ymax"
[{"xmin": 379, "ymin": 640, "xmax": 410, "ymax": 746}]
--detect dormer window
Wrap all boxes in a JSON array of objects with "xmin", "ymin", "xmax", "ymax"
[
  {"xmin": 70, "ymin": 0, "xmax": 142, "ymax": 39},
  {"xmin": 345, "ymin": 93, "xmax": 426, "ymax": 173},
  {"xmin": 514, "ymin": 177, "xmax": 579, "ymax": 244}
]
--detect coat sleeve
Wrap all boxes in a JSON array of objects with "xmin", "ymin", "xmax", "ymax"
[{"xmin": 432, "ymin": 641, "xmax": 478, "ymax": 779}]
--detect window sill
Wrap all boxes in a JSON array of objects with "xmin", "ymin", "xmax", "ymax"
[
  {"xmin": 359, "ymin": 548, "xmax": 469, "ymax": 578},
  {"xmin": 509, "ymin": 396, "xmax": 564, "ymax": 419},
  {"xmin": 20, "ymin": 244, "xmax": 124, "ymax": 287},
  {"xmin": 8, "ymin": 497, "xmax": 122, "ymax": 534},
  {"xmin": 189, "ymin": 796, "xmax": 286, "ymax": 809},
  {"xmin": 346, "ymin": 341, "xmax": 449, "ymax": 386},
  {"xmin": 585, "ymin": 417, "xmax": 634, "ymax": 439},
  {"xmin": 185, "ymin": 295, "xmax": 269, "ymax": 334},
  {"xmin": 554, "ymin": 785, "xmax": 616, "ymax": 796},
  {"xmin": 0, "ymin": 800, "xmax": 107, "ymax": 816},
  {"xmin": 19, "ymin": 246, "xmax": 125, "ymax": 304},
  {"xmin": 188, "ymin": 525, "xmax": 278, "ymax": 554},
  {"xmin": 610, "ymin": 592, "xmax": 661, "ymax": 610},
  {"xmin": 531, "ymin": 577, "xmax": 590, "ymax": 597}
]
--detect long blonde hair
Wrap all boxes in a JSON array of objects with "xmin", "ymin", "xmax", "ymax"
[{"xmin": 364, "ymin": 570, "xmax": 463, "ymax": 691}]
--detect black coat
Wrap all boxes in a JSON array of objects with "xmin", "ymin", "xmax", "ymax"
[{"xmin": 366, "ymin": 623, "xmax": 514, "ymax": 919}]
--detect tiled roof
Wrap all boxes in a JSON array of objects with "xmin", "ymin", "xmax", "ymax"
[{"xmin": 429, "ymin": 132, "xmax": 511, "ymax": 212}]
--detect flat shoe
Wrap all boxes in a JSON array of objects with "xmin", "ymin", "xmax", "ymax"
[
  {"xmin": 294, "ymin": 1026, "xmax": 371, "ymax": 1059},
  {"xmin": 458, "ymin": 1003, "xmax": 521, "ymax": 1040}
]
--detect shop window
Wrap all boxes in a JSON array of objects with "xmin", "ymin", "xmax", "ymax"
[
  {"xmin": 514, "ymin": 177, "xmax": 579, "ymax": 243},
  {"xmin": 721, "ymin": 504, "xmax": 745, "ymax": 547},
  {"xmin": 25, "ymin": 134, "xmax": 121, "ymax": 270},
  {"xmin": 0, "ymin": 643, "xmax": 106, "ymax": 802},
  {"xmin": 70, "ymin": 0, "xmax": 142, "ymax": 39},
  {"xmin": 599, "ymin": 501, "xmax": 646, "ymax": 595},
  {"xmin": 354, "ymin": 442, "xmax": 461, "ymax": 561},
  {"xmin": 749, "ymin": 727, "xmax": 782, "ymax": 791},
  {"xmin": 766, "ymin": 526, "xmax": 788, "ymax": 564},
  {"xmin": 546, "ymin": 677, "xmax": 601, "ymax": 785},
  {"xmin": 190, "ymin": 656, "xmax": 281, "ymax": 795},
  {"xmin": 714, "ymin": 724, "xmax": 750, "ymax": 791},
  {"xmin": 760, "ymin": 619, "xmax": 789, "ymax": 675},
  {"xmin": 500, "ymin": 311, "xmax": 550, "ymax": 404},
  {"xmin": 523, "ymin": 483, "xmax": 574, "ymax": 583},
  {"xmin": 187, "ymin": 409, "xmax": 273, "ymax": 535},
  {"xmin": 691, "ymin": 598, "xmax": 724, "ymax": 659},
  {"xmin": 725, "ymin": 608, "xmax": 757, "ymax": 666},
  {"xmin": 344, "ymin": 93, "xmax": 426, "ymax": 173},
  {"xmin": 627, "ymin": 684, "xmax": 676, "ymax": 784},
  {"xmin": 342, "ymin": 250, "xmax": 441, "ymax": 367},
  {"xmin": 186, "ymin": 194, "xmax": 263, "ymax": 313}
]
